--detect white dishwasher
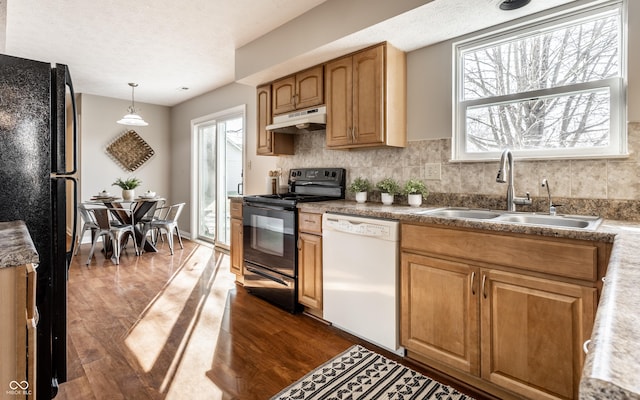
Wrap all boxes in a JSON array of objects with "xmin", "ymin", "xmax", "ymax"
[{"xmin": 322, "ymin": 213, "xmax": 404, "ymax": 356}]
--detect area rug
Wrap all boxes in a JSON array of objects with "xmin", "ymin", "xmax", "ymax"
[{"xmin": 271, "ymin": 345, "xmax": 475, "ymax": 400}]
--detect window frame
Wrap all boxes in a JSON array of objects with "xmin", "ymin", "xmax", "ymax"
[{"xmin": 452, "ymin": 1, "xmax": 627, "ymax": 161}]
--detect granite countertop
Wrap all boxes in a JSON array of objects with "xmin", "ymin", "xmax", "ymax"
[
  {"xmin": 295, "ymin": 200, "xmax": 640, "ymax": 400},
  {"xmin": 0, "ymin": 220, "xmax": 39, "ymax": 268}
]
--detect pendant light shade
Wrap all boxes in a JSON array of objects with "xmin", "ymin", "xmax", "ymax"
[{"xmin": 117, "ymin": 83, "xmax": 148, "ymax": 126}]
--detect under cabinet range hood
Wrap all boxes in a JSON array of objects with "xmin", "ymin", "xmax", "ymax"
[{"xmin": 266, "ymin": 106, "xmax": 326, "ymax": 134}]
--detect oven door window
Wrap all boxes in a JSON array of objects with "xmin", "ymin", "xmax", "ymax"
[
  {"xmin": 252, "ymin": 214, "xmax": 285, "ymax": 256},
  {"xmin": 243, "ymin": 204, "xmax": 296, "ymax": 276}
]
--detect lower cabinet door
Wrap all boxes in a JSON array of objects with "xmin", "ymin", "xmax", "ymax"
[
  {"xmin": 230, "ymin": 218, "xmax": 243, "ymax": 277},
  {"xmin": 297, "ymin": 232, "xmax": 323, "ymax": 311},
  {"xmin": 400, "ymin": 252, "xmax": 480, "ymax": 375},
  {"xmin": 481, "ymin": 269, "xmax": 596, "ymax": 400}
]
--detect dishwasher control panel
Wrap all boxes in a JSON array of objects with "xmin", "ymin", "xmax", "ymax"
[{"xmin": 323, "ymin": 214, "xmax": 399, "ymax": 240}]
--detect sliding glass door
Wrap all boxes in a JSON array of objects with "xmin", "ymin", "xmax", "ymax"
[{"xmin": 194, "ymin": 106, "xmax": 244, "ymax": 246}]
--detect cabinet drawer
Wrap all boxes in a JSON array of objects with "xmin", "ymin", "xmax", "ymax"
[
  {"xmin": 402, "ymin": 223, "xmax": 598, "ymax": 281},
  {"xmin": 230, "ymin": 201, "xmax": 242, "ymax": 219},
  {"xmin": 299, "ymin": 212, "xmax": 322, "ymax": 234}
]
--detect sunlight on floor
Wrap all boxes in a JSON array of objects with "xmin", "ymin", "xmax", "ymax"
[{"xmin": 123, "ymin": 245, "xmax": 236, "ymax": 399}]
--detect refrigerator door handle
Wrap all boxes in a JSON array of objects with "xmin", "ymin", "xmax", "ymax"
[
  {"xmin": 66, "ymin": 176, "xmax": 78, "ymax": 266},
  {"xmin": 52, "ymin": 65, "xmax": 78, "ymax": 176},
  {"xmin": 64, "ymin": 67, "xmax": 78, "ymax": 176}
]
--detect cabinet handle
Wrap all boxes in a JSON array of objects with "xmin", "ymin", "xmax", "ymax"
[
  {"xmin": 471, "ymin": 271, "xmax": 476, "ymax": 295},
  {"xmin": 481, "ymin": 274, "xmax": 487, "ymax": 299},
  {"xmin": 583, "ymin": 339, "xmax": 591, "ymax": 354}
]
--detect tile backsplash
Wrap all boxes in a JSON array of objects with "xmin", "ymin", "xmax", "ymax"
[{"xmin": 276, "ymin": 122, "xmax": 640, "ymax": 221}]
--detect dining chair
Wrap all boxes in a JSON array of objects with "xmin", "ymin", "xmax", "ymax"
[
  {"xmin": 136, "ymin": 199, "xmax": 165, "ymax": 244},
  {"xmin": 85, "ymin": 206, "xmax": 139, "ymax": 265},
  {"xmin": 140, "ymin": 202, "xmax": 185, "ymax": 255},
  {"xmin": 74, "ymin": 203, "xmax": 100, "ymax": 256}
]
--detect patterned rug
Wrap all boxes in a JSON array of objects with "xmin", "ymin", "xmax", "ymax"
[{"xmin": 271, "ymin": 345, "xmax": 475, "ymax": 400}]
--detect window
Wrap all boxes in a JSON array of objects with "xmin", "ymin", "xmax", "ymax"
[{"xmin": 453, "ymin": 2, "xmax": 626, "ymax": 161}]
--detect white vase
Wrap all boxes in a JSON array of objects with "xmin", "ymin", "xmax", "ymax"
[
  {"xmin": 355, "ymin": 192, "xmax": 368, "ymax": 203},
  {"xmin": 408, "ymin": 193, "xmax": 422, "ymax": 207},
  {"xmin": 381, "ymin": 193, "xmax": 394, "ymax": 205},
  {"xmin": 122, "ymin": 189, "xmax": 135, "ymax": 201}
]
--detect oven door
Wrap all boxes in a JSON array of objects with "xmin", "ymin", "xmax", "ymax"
[{"xmin": 243, "ymin": 202, "xmax": 296, "ymax": 277}]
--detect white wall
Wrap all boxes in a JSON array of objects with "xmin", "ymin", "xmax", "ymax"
[
  {"xmin": 407, "ymin": 0, "xmax": 640, "ymax": 140},
  {"xmin": 166, "ymin": 0, "xmax": 640, "ymax": 235},
  {"xmin": 169, "ymin": 82, "xmax": 278, "ymax": 236},
  {"xmin": 78, "ymin": 93, "xmax": 171, "ymax": 204}
]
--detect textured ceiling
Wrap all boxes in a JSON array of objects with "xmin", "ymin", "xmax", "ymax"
[
  {"xmin": 4, "ymin": 0, "xmax": 326, "ymax": 106},
  {"xmin": 3, "ymin": 0, "xmax": 576, "ymax": 106}
]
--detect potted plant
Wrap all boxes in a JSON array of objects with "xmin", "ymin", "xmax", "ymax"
[
  {"xmin": 376, "ymin": 177, "xmax": 400, "ymax": 205},
  {"xmin": 112, "ymin": 177, "xmax": 142, "ymax": 201},
  {"xmin": 403, "ymin": 179, "xmax": 428, "ymax": 207},
  {"xmin": 348, "ymin": 177, "xmax": 372, "ymax": 203}
]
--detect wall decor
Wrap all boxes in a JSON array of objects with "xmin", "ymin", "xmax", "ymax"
[{"xmin": 106, "ymin": 129, "xmax": 154, "ymax": 172}]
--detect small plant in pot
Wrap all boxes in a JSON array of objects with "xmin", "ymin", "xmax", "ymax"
[
  {"xmin": 112, "ymin": 177, "xmax": 142, "ymax": 201},
  {"xmin": 348, "ymin": 177, "xmax": 372, "ymax": 204},
  {"xmin": 403, "ymin": 179, "xmax": 428, "ymax": 207},
  {"xmin": 376, "ymin": 177, "xmax": 400, "ymax": 205}
]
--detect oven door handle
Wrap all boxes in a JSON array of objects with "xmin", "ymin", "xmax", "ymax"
[
  {"xmin": 246, "ymin": 266, "xmax": 291, "ymax": 287},
  {"xmin": 244, "ymin": 202, "xmax": 291, "ymax": 212}
]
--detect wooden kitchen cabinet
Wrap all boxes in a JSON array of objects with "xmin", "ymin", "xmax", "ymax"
[
  {"xmin": 401, "ymin": 253, "xmax": 479, "ymax": 375},
  {"xmin": 325, "ymin": 42, "xmax": 406, "ymax": 149},
  {"xmin": 481, "ymin": 269, "xmax": 595, "ymax": 400},
  {"xmin": 229, "ymin": 201, "xmax": 244, "ymax": 283},
  {"xmin": 297, "ymin": 211, "xmax": 323, "ymax": 316},
  {"xmin": 272, "ymin": 65, "xmax": 324, "ymax": 115},
  {"xmin": 256, "ymin": 84, "xmax": 294, "ymax": 156},
  {"xmin": 400, "ymin": 223, "xmax": 607, "ymax": 400},
  {"xmin": 1, "ymin": 263, "xmax": 37, "ymax": 400}
]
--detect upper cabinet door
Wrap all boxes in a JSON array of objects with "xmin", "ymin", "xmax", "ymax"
[
  {"xmin": 325, "ymin": 56, "xmax": 353, "ymax": 148},
  {"xmin": 257, "ymin": 84, "xmax": 294, "ymax": 156},
  {"xmin": 272, "ymin": 66, "xmax": 324, "ymax": 115},
  {"xmin": 353, "ymin": 45, "xmax": 384, "ymax": 146},
  {"xmin": 257, "ymin": 85, "xmax": 273, "ymax": 155},
  {"xmin": 295, "ymin": 65, "xmax": 324, "ymax": 110},
  {"xmin": 272, "ymin": 76, "xmax": 296, "ymax": 115},
  {"xmin": 325, "ymin": 43, "xmax": 406, "ymax": 150}
]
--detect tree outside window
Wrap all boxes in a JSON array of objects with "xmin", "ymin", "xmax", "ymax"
[{"xmin": 454, "ymin": 2, "xmax": 625, "ymax": 160}]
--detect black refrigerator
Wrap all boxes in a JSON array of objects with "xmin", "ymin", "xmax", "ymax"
[{"xmin": 0, "ymin": 54, "xmax": 78, "ymax": 399}]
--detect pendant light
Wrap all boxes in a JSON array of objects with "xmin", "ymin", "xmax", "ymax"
[{"xmin": 117, "ymin": 83, "xmax": 149, "ymax": 126}]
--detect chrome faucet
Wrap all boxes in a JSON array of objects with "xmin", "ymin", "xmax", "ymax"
[
  {"xmin": 496, "ymin": 149, "xmax": 532, "ymax": 211},
  {"xmin": 541, "ymin": 179, "xmax": 559, "ymax": 216}
]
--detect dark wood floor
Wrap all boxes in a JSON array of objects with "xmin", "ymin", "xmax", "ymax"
[{"xmin": 58, "ymin": 236, "xmax": 489, "ymax": 400}]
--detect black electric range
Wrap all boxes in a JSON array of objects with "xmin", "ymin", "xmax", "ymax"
[
  {"xmin": 243, "ymin": 168, "xmax": 346, "ymax": 209},
  {"xmin": 242, "ymin": 168, "xmax": 345, "ymax": 312}
]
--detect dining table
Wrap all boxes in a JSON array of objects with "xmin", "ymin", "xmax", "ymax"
[{"xmin": 86, "ymin": 196, "xmax": 166, "ymax": 253}]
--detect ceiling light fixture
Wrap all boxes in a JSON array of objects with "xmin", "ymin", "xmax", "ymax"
[
  {"xmin": 498, "ymin": 0, "xmax": 531, "ymax": 10},
  {"xmin": 117, "ymin": 83, "xmax": 148, "ymax": 126}
]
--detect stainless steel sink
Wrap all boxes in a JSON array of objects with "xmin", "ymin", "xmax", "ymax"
[
  {"xmin": 415, "ymin": 208, "xmax": 502, "ymax": 219},
  {"xmin": 414, "ymin": 207, "xmax": 602, "ymax": 230},
  {"xmin": 495, "ymin": 214, "xmax": 603, "ymax": 230}
]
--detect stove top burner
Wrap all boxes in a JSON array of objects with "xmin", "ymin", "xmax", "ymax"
[{"xmin": 244, "ymin": 168, "xmax": 346, "ymax": 208}]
